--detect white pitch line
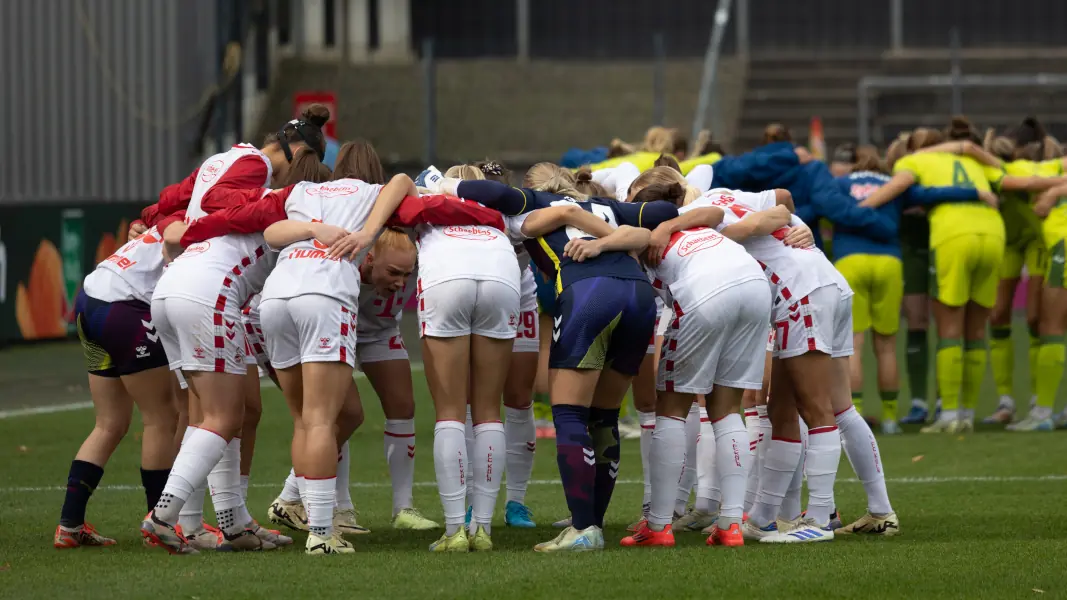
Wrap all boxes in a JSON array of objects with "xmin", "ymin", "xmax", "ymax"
[
  {"xmin": 0, "ymin": 363, "xmax": 428, "ymax": 419},
  {"xmin": 4, "ymin": 474, "xmax": 1067, "ymax": 494},
  {"xmin": 0, "ymin": 401, "xmax": 94, "ymax": 419}
]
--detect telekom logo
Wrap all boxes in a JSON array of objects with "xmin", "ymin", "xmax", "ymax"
[{"xmin": 200, "ymin": 159, "xmax": 224, "ymax": 183}]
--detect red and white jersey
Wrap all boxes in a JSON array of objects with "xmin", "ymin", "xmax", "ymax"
[
  {"xmin": 154, "ymin": 146, "xmax": 275, "ymax": 309},
  {"xmin": 185, "ymin": 145, "xmax": 272, "ymax": 221},
  {"xmin": 413, "ymin": 194, "xmax": 521, "ymax": 294},
  {"xmin": 260, "ymin": 178, "xmax": 384, "ymax": 309},
  {"xmin": 357, "ymin": 275, "xmax": 416, "ymax": 343},
  {"xmin": 646, "ymin": 225, "xmax": 767, "ymax": 315},
  {"xmin": 694, "ymin": 188, "xmax": 850, "ymax": 305},
  {"xmin": 83, "ymin": 226, "xmax": 168, "ymax": 304}
]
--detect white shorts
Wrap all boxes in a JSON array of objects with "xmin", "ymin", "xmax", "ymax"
[
  {"xmin": 658, "ymin": 279, "xmax": 772, "ymax": 394},
  {"xmin": 418, "ymin": 279, "xmax": 520, "ymax": 339},
  {"xmin": 260, "ymin": 295, "xmax": 357, "ymax": 370},
  {"xmin": 520, "ymin": 267, "xmax": 538, "ymax": 313},
  {"xmin": 647, "ymin": 298, "xmax": 673, "ymax": 355},
  {"xmin": 513, "ymin": 309, "xmax": 539, "ymax": 353},
  {"xmin": 151, "ymin": 297, "xmax": 247, "ymax": 375},
  {"xmin": 356, "ymin": 334, "xmax": 409, "ymax": 366},
  {"xmin": 242, "ymin": 303, "xmax": 269, "ymax": 367},
  {"xmin": 513, "ymin": 268, "xmax": 539, "ymax": 353},
  {"xmin": 772, "ymin": 285, "xmax": 854, "ymax": 359}
]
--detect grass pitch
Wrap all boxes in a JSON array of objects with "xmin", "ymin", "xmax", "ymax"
[{"xmin": 2, "ymin": 331, "xmax": 1067, "ymax": 599}]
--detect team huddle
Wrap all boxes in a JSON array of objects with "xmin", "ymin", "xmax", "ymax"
[{"xmin": 54, "ymin": 106, "xmax": 1067, "ymax": 555}]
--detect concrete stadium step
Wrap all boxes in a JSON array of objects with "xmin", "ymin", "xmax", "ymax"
[{"xmin": 737, "ymin": 55, "xmax": 1067, "ymax": 151}]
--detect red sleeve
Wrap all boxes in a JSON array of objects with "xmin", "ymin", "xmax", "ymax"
[
  {"xmin": 387, "ymin": 195, "xmax": 505, "ymax": 230},
  {"xmin": 144, "ymin": 167, "xmax": 200, "ymax": 225},
  {"xmin": 199, "ymin": 186, "xmax": 269, "ymax": 216},
  {"xmin": 200, "ymin": 156, "xmax": 271, "ymax": 214},
  {"xmin": 180, "ymin": 189, "xmax": 289, "ymax": 247},
  {"xmin": 155, "ymin": 211, "xmax": 187, "ymax": 237}
]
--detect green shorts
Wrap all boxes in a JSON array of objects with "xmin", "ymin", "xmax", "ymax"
[{"xmin": 900, "ymin": 214, "xmax": 930, "ymax": 296}]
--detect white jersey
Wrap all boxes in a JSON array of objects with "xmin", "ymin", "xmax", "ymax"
[
  {"xmin": 260, "ymin": 178, "xmax": 383, "ymax": 309},
  {"xmin": 153, "ymin": 145, "xmax": 276, "ymax": 309},
  {"xmin": 646, "ymin": 222, "xmax": 767, "ymax": 315},
  {"xmin": 357, "ymin": 274, "xmax": 415, "ymax": 343},
  {"xmin": 696, "ymin": 188, "xmax": 851, "ymax": 306},
  {"xmin": 413, "ymin": 198, "xmax": 521, "ymax": 293},
  {"xmin": 83, "ymin": 226, "xmax": 167, "ymax": 304}
]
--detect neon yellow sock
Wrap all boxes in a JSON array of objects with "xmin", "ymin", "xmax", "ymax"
[
  {"xmin": 962, "ymin": 340, "xmax": 988, "ymax": 413},
  {"xmin": 988, "ymin": 327, "xmax": 1013, "ymax": 397},
  {"xmin": 880, "ymin": 390, "xmax": 899, "ymax": 423},
  {"xmin": 1028, "ymin": 333, "xmax": 1041, "ymax": 397},
  {"xmin": 1035, "ymin": 339, "xmax": 1066, "ymax": 411},
  {"xmin": 936, "ymin": 339, "xmax": 963, "ymax": 412},
  {"xmin": 851, "ymin": 392, "xmax": 864, "ymax": 416}
]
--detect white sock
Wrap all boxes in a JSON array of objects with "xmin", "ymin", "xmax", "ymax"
[
  {"xmin": 471, "ymin": 422, "xmax": 505, "ymax": 535},
  {"xmin": 712, "ymin": 413, "xmax": 750, "ymax": 526},
  {"xmin": 742, "ymin": 409, "xmax": 760, "ymax": 511},
  {"xmin": 178, "ymin": 483, "xmax": 208, "ymax": 533},
  {"xmin": 637, "ymin": 410, "xmax": 655, "ymax": 508},
  {"xmin": 297, "ymin": 475, "xmax": 308, "ymax": 514},
  {"xmin": 464, "ymin": 407, "xmax": 475, "ymax": 506},
  {"xmin": 748, "ymin": 437, "xmax": 802, "ymax": 528},
  {"xmin": 675, "ymin": 403, "xmax": 700, "ymax": 515},
  {"xmin": 240, "ymin": 475, "xmax": 249, "ymax": 501},
  {"xmin": 836, "ymin": 407, "xmax": 893, "ymax": 515},
  {"xmin": 209, "ymin": 438, "xmax": 247, "ymax": 534},
  {"xmin": 335, "ymin": 441, "xmax": 353, "ymax": 510},
  {"xmin": 804, "ymin": 425, "xmax": 842, "ymax": 527},
  {"xmin": 384, "ymin": 419, "xmax": 416, "ymax": 515},
  {"xmin": 434, "ymin": 421, "xmax": 468, "ymax": 535},
  {"xmin": 649, "ymin": 416, "xmax": 686, "ymax": 530},
  {"xmin": 695, "ymin": 408, "xmax": 719, "ymax": 513},
  {"xmin": 504, "ymin": 406, "xmax": 535, "ymax": 505},
  {"xmin": 280, "ymin": 469, "xmax": 301, "ymax": 502},
  {"xmin": 780, "ymin": 424, "xmax": 808, "ymax": 522},
  {"xmin": 156, "ymin": 427, "xmax": 227, "ymax": 524},
  {"xmin": 176, "ymin": 427, "xmax": 207, "ymax": 532},
  {"xmin": 305, "ymin": 477, "xmax": 336, "ymax": 537}
]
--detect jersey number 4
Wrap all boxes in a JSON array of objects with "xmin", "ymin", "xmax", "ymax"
[
  {"xmin": 550, "ymin": 199, "xmax": 618, "ymax": 239},
  {"xmin": 951, "ymin": 160, "xmax": 975, "ymax": 188}
]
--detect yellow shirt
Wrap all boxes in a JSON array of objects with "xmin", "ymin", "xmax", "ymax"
[
  {"xmin": 679, "ymin": 153, "xmax": 722, "ymax": 175},
  {"xmin": 893, "ymin": 152, "xmax": 1005, "ymax": 247},
  {"xmin": 585, "ymin": 152, "xmax": 661, "ymax": 172},
  {"xmin": 1004, "ymin": 158, "xmax": 1064, "ymax": 201}
]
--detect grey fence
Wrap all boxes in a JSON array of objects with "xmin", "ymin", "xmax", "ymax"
[{"xmin": 0, "ymin": 0, "xmax": 233, "ymax": 203}]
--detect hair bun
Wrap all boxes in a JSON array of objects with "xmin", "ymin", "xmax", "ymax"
[
  {"xmin": 478, "ymin": 160, "xmax": 504, "ymax": 176},
  {"xmin": 575, "ymin": 166, "xmax": 594, "ymax": 183},
  {"xmin": 301, "ymin": 103, "xmax": 331, "ymax": 129}
]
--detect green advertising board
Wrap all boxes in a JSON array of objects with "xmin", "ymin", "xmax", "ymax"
[{"xmin": 0, "ymin": 202, "xmax": 146, "ymax": 345}]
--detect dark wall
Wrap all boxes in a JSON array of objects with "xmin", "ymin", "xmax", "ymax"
[{"xmin": 411, "ymin": 0, "xmax": 1067, "ymax": 59}]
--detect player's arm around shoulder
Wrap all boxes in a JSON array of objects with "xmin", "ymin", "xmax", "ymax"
[
  {"xmin": 720, "ymin": 205, "xmax": 791, "ymax": 242},
  {"xmin": 564, "ymin": 226, "xmax": 651, "ymax": 263}
]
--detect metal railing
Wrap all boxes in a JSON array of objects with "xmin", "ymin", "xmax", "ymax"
[
  {"xmin": 278, "ymin": 0, "xmax": 1067, "ymax": 62},
  {"xmin": 857, "ymin": 73, "xmax": 1067, "ymax": 145}
]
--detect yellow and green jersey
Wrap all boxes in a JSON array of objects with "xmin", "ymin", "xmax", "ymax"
[
  {"xmin": 893, "ymin": 152, "xmax": 1005, "ymax": 248},
  {"xmin": 1001, "ymin": 159, "xmax": 1062, "ymax": 249},
  {"xmin": 584, "ymin": 152, "xmax": 660, "ymax": 172},
  {"xmin": 678, "ymin": 152, "xmax": 722, "ymax": 175}
]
